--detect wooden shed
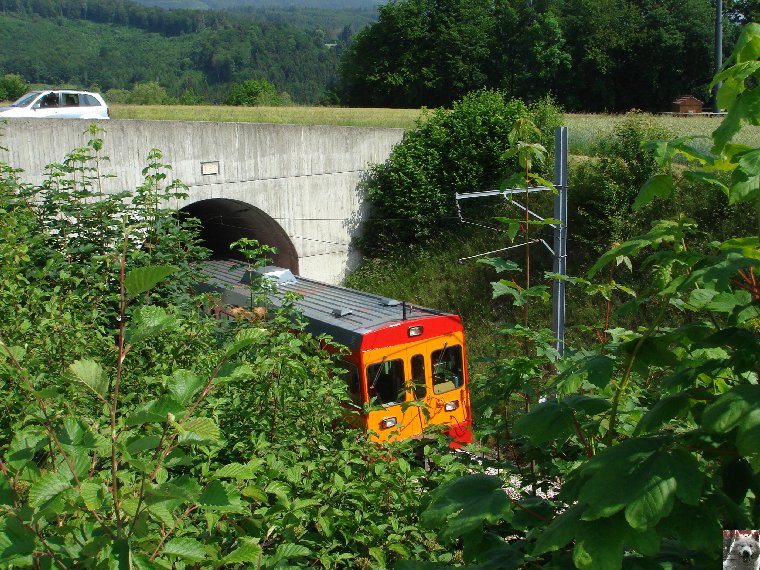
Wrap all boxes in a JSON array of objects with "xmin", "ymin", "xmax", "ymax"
[{"xmin": 672, "ymin": 96, "xmax": 703, "ymax": 114}]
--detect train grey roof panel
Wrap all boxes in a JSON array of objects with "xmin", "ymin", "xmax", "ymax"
[{"xmin": 198, "ymin": 259, "xmax": 448, "ymax": 349}]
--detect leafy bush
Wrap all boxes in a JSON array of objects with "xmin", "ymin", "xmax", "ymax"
[
  {"xmin": 225, "ymin": 79, "xmax": 283, "ymax": 107},
  {"xmin": 128, "ymin": 81, "xmax": 171, "ymax": 105},
  {"xmin": 104, "ymin": 88, "xmax": 131, "ymax": 104},
  {"xmin": 360, "ymin": 90, "xmax": 563, "ymax": 254},
  {"xmin": 406, "ymin": 22, "xmax": 760, "ymax": 569},
  {"xmin": 0, "ymin": 73, "xmax": 27, "ymax": 101}
]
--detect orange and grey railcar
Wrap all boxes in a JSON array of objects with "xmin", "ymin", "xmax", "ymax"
[{"xmin": 199, "ymin": 259, "xmax": 472, "ymax": 446}]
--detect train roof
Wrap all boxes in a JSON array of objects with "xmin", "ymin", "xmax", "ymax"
[{"xmin": 198, "ymin": 259, "xmax": 458, "ymax": 350}]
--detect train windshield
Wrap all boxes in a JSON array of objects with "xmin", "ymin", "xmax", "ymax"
[
  {"xmin": 432, "ymin": 344, "xmax": 464, "ymax": 394},
  {"xmin": 367, "ymin": 359, "xmax": 406, "ymax": 406}
]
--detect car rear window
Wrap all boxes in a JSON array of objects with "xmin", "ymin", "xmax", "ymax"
[{"xmin": 81, "ymin": 94, "xmax": 102, "ymax": 107}]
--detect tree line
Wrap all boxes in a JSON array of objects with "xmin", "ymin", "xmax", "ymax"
[{"xmin": 338, "ymin": 0, "xmax": 756, "ymax": 112}]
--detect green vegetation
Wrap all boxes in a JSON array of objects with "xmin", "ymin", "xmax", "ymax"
[
  {"xmin": 358, "ymin": 90, "xmax": 562, "ymax": 253},
  {"xmin": 338, "ymin": 0, "xmax": 744, "ymax": 111},
  {"xmin": 0, "ymin": 125, "xmax": 477, "ymax": 567},
  {"xmin": 108, "ymin": 103, "xmax": 420, "ymax": 128},
  {"xmin": 355, "ymin": 23, "xmax": 760, "ymax": 568},
  {"xmin": 225, "ymin": 79, "xmax": 285, "ymax": 107},
  {"xmin": 0, "ymin": 6, "xmax": 341, "ymax": 104},
  {"xmin": 0, "ymin": 0, "xmax": 755, "ymax": 112}
]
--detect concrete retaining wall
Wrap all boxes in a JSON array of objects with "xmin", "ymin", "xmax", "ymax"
[{"xmin": 0, "ymin": 118, "xmax": 405, "ymax": 283}]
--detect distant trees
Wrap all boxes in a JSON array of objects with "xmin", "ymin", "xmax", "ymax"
[{"xmin": 339, "ymin": 0, "xmax": 734, "ymax": 112}]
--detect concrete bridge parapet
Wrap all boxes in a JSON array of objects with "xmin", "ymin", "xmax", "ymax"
[{"xmin": 0, "ymin": 119, "xmax": 405, "ymax": 284}]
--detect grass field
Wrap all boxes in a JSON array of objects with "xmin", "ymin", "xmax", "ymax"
[
  {"xmin": 110, "ymin": 104, "xmax": 420, "ymax": 129},
  {"xmin": 111, "ymin": 104, "xmax": 760, "ymax": 155}
]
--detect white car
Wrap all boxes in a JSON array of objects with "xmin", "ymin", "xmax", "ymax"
[{"xmin": 0, "ymin": 90, "xmax": 110, "ymax": 119}]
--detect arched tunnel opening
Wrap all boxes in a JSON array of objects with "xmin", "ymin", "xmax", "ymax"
[{"xmin": 180, "ymin": 198, "xmax": 299, "ymax": 274}]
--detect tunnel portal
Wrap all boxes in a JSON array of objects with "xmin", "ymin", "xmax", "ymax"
[{"xmin": 181, "ymin": 198, "xmax": 299, "ymax": 274}]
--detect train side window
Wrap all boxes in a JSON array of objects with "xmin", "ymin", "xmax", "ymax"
[
  {"xmin": 432, "ymin": 344, "xmax": 463, "ymax": 394},
  {"xmin": 343, "ymin": 362, "xmax": 362, "ymax": 406},
  {"xmin": 366, "ymin": 359, "xmax": 406, "ymax": 406},
  {"xmin": 411, "ymin": 354, "xmax": 426, "ymax": 399}
]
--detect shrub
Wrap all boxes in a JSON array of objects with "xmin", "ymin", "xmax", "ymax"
[
  {"xmin": 225, "ymin": 79, "xmax": 282, "ymax": 107},
  {"xmin": 128, "ymin": 81, "xmax": 170, "ymax": 105},
  {"xmin": 0, "ymin": 73, "xmax": 28, "ymax": 101},
  {"xmin": 0, "ymin": 125, "xmax": 470, "ymax": 568},
  {"xmin": 360, "ymin": 90, "xmax": 563, "ymax": 254},
  {"xmin": 104, "ymin": 88, "xmax": 130, "ymax": 104}
]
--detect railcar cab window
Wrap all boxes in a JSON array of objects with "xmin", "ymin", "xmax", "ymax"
[
  {"xmin": 432, "ymin": 344, "xmax": 464, "ymax": 394},
  {"xmin": 367, "ymin": 359, "xmax": 405, "ymax": 406},
  {"xmin": 411, "ymin": 354, "xmax": 426, "ymax": 399}
]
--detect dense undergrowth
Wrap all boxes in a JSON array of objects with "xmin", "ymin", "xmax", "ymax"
[
  {"xmin": 0, "ymin": 126, "xmax": 475, "ymax": 568},
  {"xmin": 355, "ymin": 23, "xmax": 760, "ymax": 569}
]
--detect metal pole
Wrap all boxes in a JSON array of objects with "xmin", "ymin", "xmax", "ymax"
[
  {"xmin": 552, "ymin": 127, "xmax": 568, "ymax": 355},
  {"xmin": 714, "ymin": 0, "xmax": 723, "ymax": 112}
]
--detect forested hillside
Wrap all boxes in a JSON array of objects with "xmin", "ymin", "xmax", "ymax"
[{"xmin": 0, "ymin": 0, "xmax": 343, "ymax": 103}]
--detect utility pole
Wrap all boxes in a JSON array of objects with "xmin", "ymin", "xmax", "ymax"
[
  {"xmin": 714, "ymin": 0, "xmax": 723, "ymax": 112},
  {"xmin": 454, "ymin": 127, "xmax": 568, "ymax": 355}
]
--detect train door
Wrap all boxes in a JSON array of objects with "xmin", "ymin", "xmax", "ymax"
[
  {"xmin": 362, "ymin": 345, "xmax": 425, "ymax": 442},
  {"xmin": 424, "ymin": 339, "xmax": 471, "ymax": 444}
]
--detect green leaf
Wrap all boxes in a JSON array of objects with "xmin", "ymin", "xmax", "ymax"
[
  {"xmin": 265, "ymin": 480, "xmax": 291, "ymax": 504},
  {"xmin": 198, "ymin": 480, "xmax": 243, "ymax": 513},
  {"xmin": 126, "ymin": 434, "xmax": 161, "ymax": 454},
  {"xmin": 213, "ymin": 463, "xmax": 256, "ymax": 480},
  {"xmin": 125, "ymin": 305, "xmax": 179, "ymax": 344},
  {"xmin": 177, "ymin": 416, "xmax": 220, "ymax": 444},
  {"xmin": 224, "ymin": 328, "xmax": 267, "ymax": 357},
  {"xmin": 513, "ymin": 402, "xmax": 575, "ymax": 445},
  {"xmin": 736, "ymin": 409, "xmax": 760, "ymax": 469},
  {"xmin": 420, "ymin": 474, "xmax": 512, "ymax": 541},
  {"xmin": 0, "ymin": 516, "xmax": 36, "ymax": 562},
  {"xmin": 270, "ymin": 543, "xmax": 311, "ymax": 565},
  {"xmin": 162, "ymin": 537, "xmax": 206, "ymax": 562},
  {"xmin": 584, "ymin": 355, "xmax": 614, "ymax": 389},
  {"xmin": 477, "ymin": 257, "xmax": 521, "ymax": 274},
  {"xmin": 69, "ymin": 359, "xmax": 108, "ymax": 399},
  {"xmin": 125, "ymin": 397, "xmax": 185, "ymax": 426},
  {"xmin": 124, "ymin": 265, "xmax": 178, "ymax": 298},
  {"xmin": 623, "ymin": 453, "xmax": 678, "ymax": 529},
  {"xmin": 223, "ymin": 537, "xmax": 262, "ymax": 564},
  {"xmin": 533, "ymin": 504, "xmax": 583, "ymax": 555},
  {"xmin": 634, "ymin": 393, "xmax": 690, "ymax": 435},
  {"xmin": 703, "ymin": 384, "xmax": 760, "ymax": 433},
  {"xmin": 167, "ymin": 369, "xmax": 204, "ymax": 405},
  {"xmin": 79, "ymin": 480, "xmax": 104, "ymax": 511},
  {"xmin": 29, "ymin": 471, "xmax": 71, "ymax": 508},
  {"xmin": 572, "ymin": 514, "xmax": 627, "ymax": 570},
  {"xmin": 633, "ymin": 174, "xmax": 675, "ymax": 210},
  {"xmin": 737, "ymin": 148, "xmax": 760, "ymax": 175}
]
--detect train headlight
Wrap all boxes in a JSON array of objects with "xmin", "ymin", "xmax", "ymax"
[
  {"xmin": 444, "ymin": 400, "xmax": 459, "ymax": 412},
  {"xmin": 408, "ymin": 326, "xmax": 423, "ymax": 337},
  {"xmin": 380, "ymin": 417, "xmax": 397, "ymax": 429}
]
